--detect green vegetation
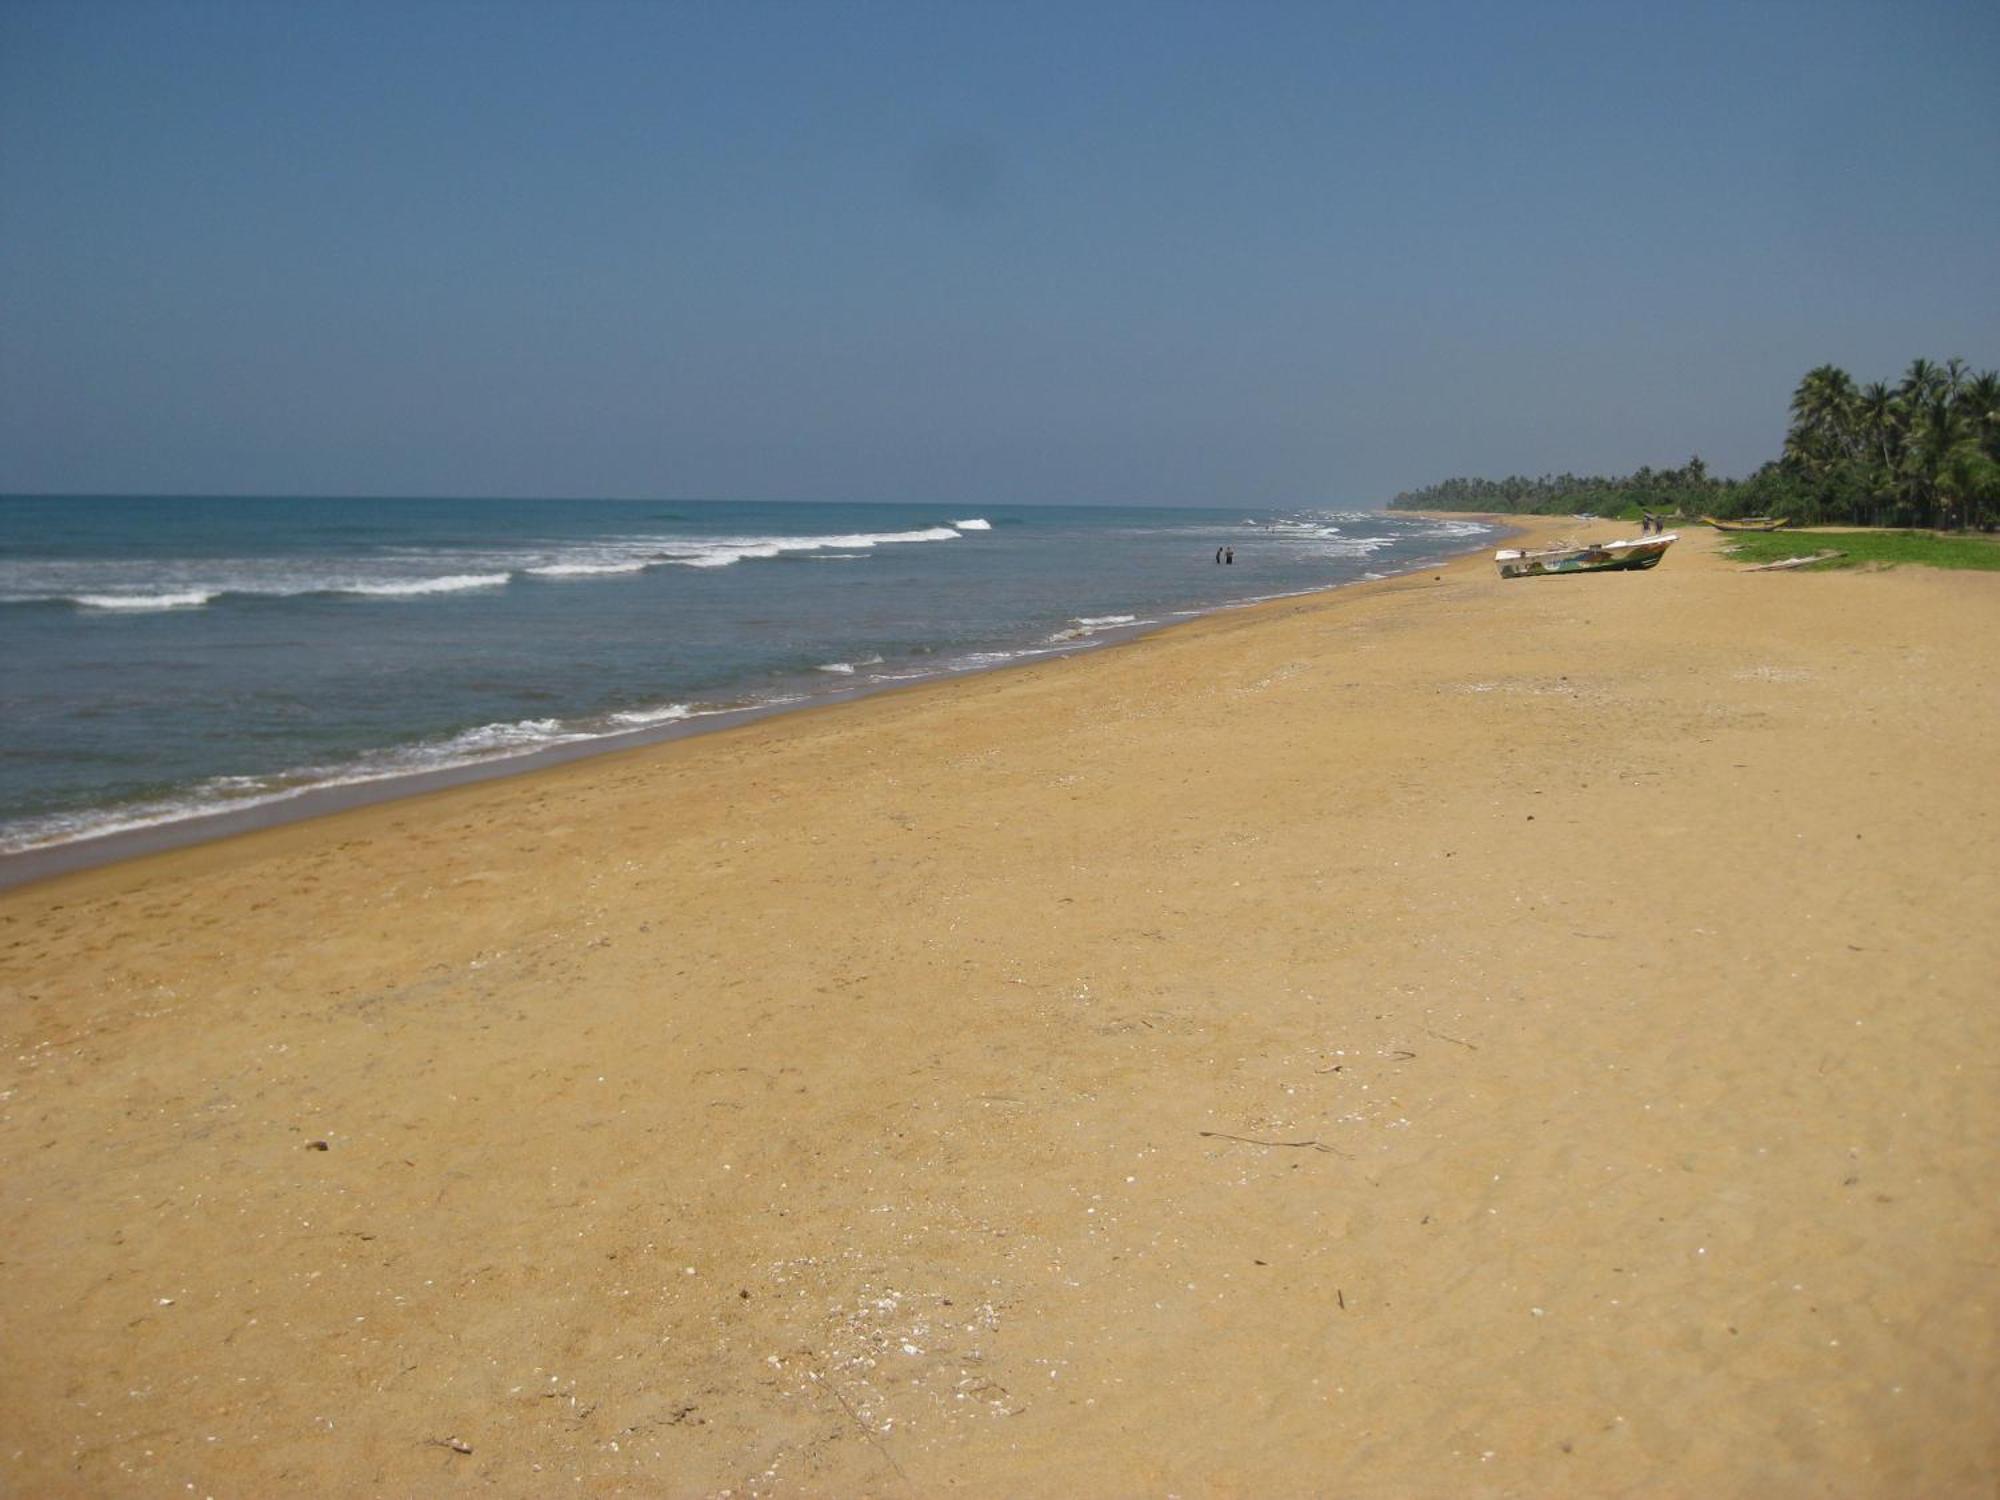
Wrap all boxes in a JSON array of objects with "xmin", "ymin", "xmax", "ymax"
[
  {"xmin": 1390, "ymin": 356, "xmax": 2000, "ymax": 531},
  {"xmin": 1722, "ymin": 529, "xmax": 2000, "ymax": 572},
  {"xmin": 1385, "ymin": 459, "xmax": 1714, "ymax": 521}
]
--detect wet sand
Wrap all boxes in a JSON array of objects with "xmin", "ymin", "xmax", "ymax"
[{"xmin": 3, "ymin": 518, "xmax": 1995, "ymax": 1496}]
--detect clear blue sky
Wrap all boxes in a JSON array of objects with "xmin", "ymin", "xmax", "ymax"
[{"xmin": 3, "ymin": 0, "xmax": 1995, "ymax": 505}]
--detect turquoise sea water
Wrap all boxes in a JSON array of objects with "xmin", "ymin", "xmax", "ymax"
[{"xmin": 0, "ymin": 496, "xmax": 1493, "ymax": 855}]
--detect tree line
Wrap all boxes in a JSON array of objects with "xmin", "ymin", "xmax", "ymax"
[{"xmin": 1388, "ymin": 357, "xmax": 2000, "ymax": 530}]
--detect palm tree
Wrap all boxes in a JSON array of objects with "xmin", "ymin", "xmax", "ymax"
[
  {"xmin": 1787, "ymin": 364, "xmax": 1860, "ymax": 477},
  {"xmin": 1940, "ymin": 444, "xmax": 1999, "ymax": 531},
  {"xmin": 1959, "ymin": 370, "xmax": 2000, "ymax": 462},
  {"xmin": 1854, "ymin": 382, "xmax": 1904, "ymax": 526},
  {"xmin": 1905, "ymin": 394, "xmax": 1970, "ymax": 528}
]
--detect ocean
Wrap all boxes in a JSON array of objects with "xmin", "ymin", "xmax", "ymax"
[{"xmin": 0, "ymin": 495, "xmax": 1492, "ymax": 860}]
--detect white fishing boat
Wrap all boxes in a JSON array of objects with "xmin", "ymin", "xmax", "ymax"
[
  {"xmin": 1495, "ymin": 531, "xmax": 1677, "ymax": 579},
  {"xmin": 1703, "ymin": 515, "xmax": 1792, "ymax": 533}
]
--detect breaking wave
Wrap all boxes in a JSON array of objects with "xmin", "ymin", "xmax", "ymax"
[
  {"xmin": 6, "ymin": 521, "xmax": 982, "ymax": 614},
  {"xmin": 335, "ymin": 573, "xmax": 511, "ymax": 596},
  {"xmin": 73, "ymin": 590, "xmax": 218, "ymax": 612}
]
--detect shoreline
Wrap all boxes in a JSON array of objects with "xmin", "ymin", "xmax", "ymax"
[
  {"xmin": 0, "ymin": 524, "xmax": 1508, "ymax": 892},
  {"xmin": 7, "ymin": 513, "xmax": 1990, "ymax": 1495}
]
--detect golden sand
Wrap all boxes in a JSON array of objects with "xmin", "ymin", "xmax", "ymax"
[{"xmin": 3, "ymin": 520, "xmax": 1995, "ymax": 1496}]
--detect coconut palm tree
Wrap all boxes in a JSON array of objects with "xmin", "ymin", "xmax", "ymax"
[
  {"xmin": 1900, "ymin": 357, "xmax": 1941, "ymax": 404},
  {"xmin": 1941, "ymin": 444, "xmax": 2000, "ymax": 531},
  {"xmin": 1904, "ymin": 394, "xmax": 1971, "ymax": 528},
  {"xmin": 1786, "ymin": 365, "xmax": 1861, "ymax": 477},
  {"xmin": 1853, "ymin": 381, "xmax": 1905, "ymax": 525},
  {"xmin": 1959, "ymin": 370, "xmax": 2000, "ymax": 461}
]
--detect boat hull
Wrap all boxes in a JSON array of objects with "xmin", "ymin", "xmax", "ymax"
[
  {"xmin": 1494, "ymin": 533, "xmax": 1676, "ymax": 579},
  {"xmin": 1703, "ymin": 516, "xmax": 1791, "ymax": 533}
]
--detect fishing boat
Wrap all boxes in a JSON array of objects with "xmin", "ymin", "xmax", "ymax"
[
  {"xmin": 1703, "ymin": 515, "xmax": 1792, "ymax": 533},
  {"xmin": 1494, "ymin": 532, "xmax": 1677, "ymax": 579},
  {"xmin": 1743, "ymin": 549, "xmax": 1843, "ymax": 571}
]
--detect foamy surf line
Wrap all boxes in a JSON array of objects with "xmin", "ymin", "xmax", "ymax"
[
  {"xmin": 9, "ymin": 520, "xmax": 994, "ymax": 613},
  {"xmin": 72, "ymin": 590, "xmax": 218, "ymax": 611},
  {"xmin": 0, "ymin": 700, "xmax": 725, "ymax": 861},
  {"xmin": 337, "ymin": 573, "xmax": 512, "ymax": 597},
  {"xmin": 0, "ymin": 529, "xmax": 1489, "ymax": 885},
  {"xmin": 29, "ymin": 572, "xmax": 515, "ymax": 611},
  {"xmin": 1047, "ymin": 613, "xmax": 1142, "ymax": 643}
]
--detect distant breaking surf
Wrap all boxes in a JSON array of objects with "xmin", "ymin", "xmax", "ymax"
[{"xmin": 9, "ymin": 521, "xmax": 986, "ymax": 613}]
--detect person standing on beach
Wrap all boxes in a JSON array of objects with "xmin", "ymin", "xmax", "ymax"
[
  {"xmin": 1225, "ymin": 547, "xmax": 1234, "ymax": 565},
  {"xmin": 1215, "ymin": 546, "xmax": 1224, "ymax": 564}
]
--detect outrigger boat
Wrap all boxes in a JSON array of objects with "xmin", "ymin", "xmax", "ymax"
[
  {"xmin": 1495, "ymin": 531, "xmax": 1677, "ymax": 579},
  {"xmin": 1742, "ymin": 549, "xmax": 1843, "ymax": 571},
  {"xmin": 1703, "ymin": 515, "xmax": 1791, "ymax": 533}
]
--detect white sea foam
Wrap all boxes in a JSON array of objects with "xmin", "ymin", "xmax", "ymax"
[
  {"xmin": 874, "ymin": 643, "xmax": 1058, "ymax": 680},
  {"xmin": 1416, "ymin": 518, "xmax": 1494, "ymax": 539},
  {"xmin": 1047, "ymin": 613, "xmax": 1142, "ymax": 643},
  {"xmin": 428, "ymin": 717, "xmax": 575, "ymax": 752},
  {"xmin": 1257, "ymin": 519, "xmax": 1400, "ymax": 556},
  {"xmin": 854, "ymin": 526, "xmax": 963, "ymax": 545},
  {"xmin": 669, "ymin": 544, "xmax": 777, "ymax": 568},
  {"xmin": 0, "ymin": 709, "xmax": 670, "ymax": 855},
  {"xmin": 816, "ymin": 652, "xmax": 886, "ymax": 674},
  {"xmin": 953, "ymin": 518, "xmax": 992, "ymax": 530},
  {"xmin": 337, "ymin": 572, "xmax": 512, "ymax": 596},
  {"xmin": 46, "ymin": 574, "xmax": 518, "ymax": 606},
  {"xmin": 655, "ymin": 525, "xmax": 967, "ymax": 569},
  {"xmin": 1324, "ymin": 535, "xmax": 1398, "ymax": 554},
  {"xmin": 957, "ymin": 649, "xmax": 1042, "ymax": 668},
  {"xmin": 73, "ymin": 590, "xmax": 218, "ymax": 611},
  {"xmin": 0, "ymin": 718, "xmax": 557, "ymax": 855},
  {"xmin": 606, "ymin": 703, "xmax": 695, "ymax": 727},
  {"xmin": 11, "ymin": 521, "xmax": 982, "ymax": 614},
  {"xmin": 525, "ymin": 559, "xmax": 652, "ymax": 577},
  {"xmin": 0, "ymin": 802, "xmax": 238, "ymax": 856},
  {"xmin": 13, "ymin": 569, "xmax": 524, "ymax": 608}
]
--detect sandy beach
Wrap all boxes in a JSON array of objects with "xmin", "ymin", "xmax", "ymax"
[{"xmin": 2, "ymin": 518, "xmax": 1995, "ymax": 1497}]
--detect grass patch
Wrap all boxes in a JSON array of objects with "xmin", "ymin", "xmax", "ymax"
[{"xmin": 1723, "ymin": 529, "xmax": 2000, "ymax": 572}]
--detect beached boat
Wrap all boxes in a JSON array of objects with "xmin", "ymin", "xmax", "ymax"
[
  {"xmin": 1703, "ymin": 516, "xmax": 1792, "ymax": 533},
  {"xmin": 1743, "ymin": 549, "xmax": 1843, "ymax": 571},
  {"xmin": 1495, "ymin": 532, "xmax": 1676, "ymax": 579}
]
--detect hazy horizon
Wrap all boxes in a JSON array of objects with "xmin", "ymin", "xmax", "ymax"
[{"xmin": 4, "ymin": 0, "xmax": 1996, "ymax": 507}]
